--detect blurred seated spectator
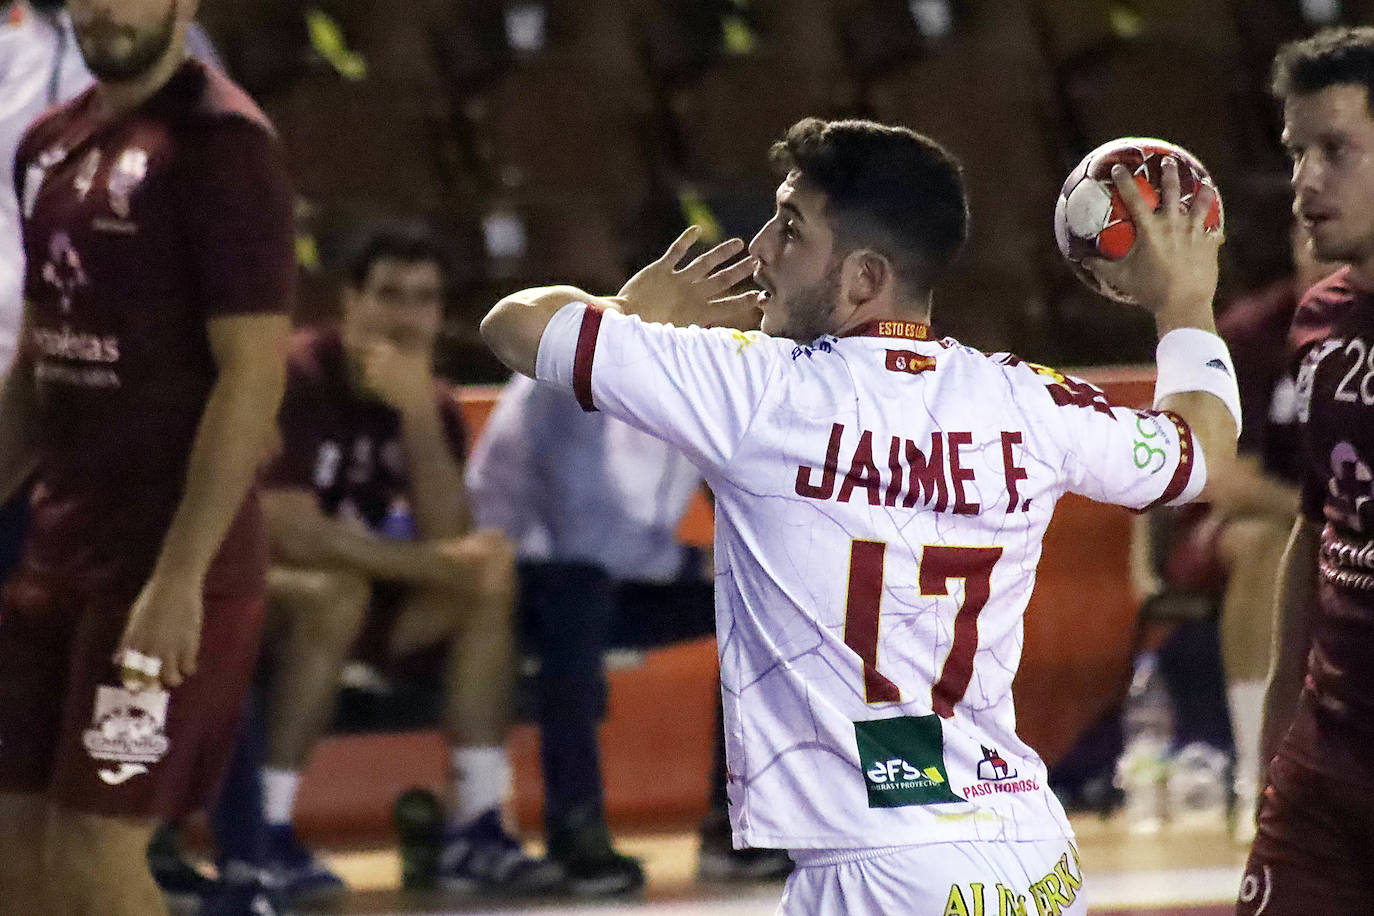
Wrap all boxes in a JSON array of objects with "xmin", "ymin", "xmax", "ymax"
[
  {"xmin": 468, "ymin": 366, "xmax": 793, "ymax": 891},
  {"xmin": 220, "ymin": 223, "xmax": 561, "ymax": 903}
]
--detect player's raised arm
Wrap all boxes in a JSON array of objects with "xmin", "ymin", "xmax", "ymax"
[
  {"xmin": 1087, "ymin": 157, "xmax": 1240, "ymax": 499},
  {"xmin": 482, "ymin": 227, "xmax": 759, "ymax": 377}
]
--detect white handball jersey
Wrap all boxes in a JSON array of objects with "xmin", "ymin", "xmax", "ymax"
[{"xmin": 536, "ymin": 304, "xmax": 1203, "ymax": 850}]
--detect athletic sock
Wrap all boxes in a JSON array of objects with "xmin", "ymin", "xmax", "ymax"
[
  {"xmin": 449, "ymin": 745, "xmax": 511, "ymax": 829},
  {"xmin": 261, "ymin": 767, "xmax": 302, "ymax": 827},
  {"xmin": 1227, "ymin": 679, "xmax": 1265, "ymax": 807}
]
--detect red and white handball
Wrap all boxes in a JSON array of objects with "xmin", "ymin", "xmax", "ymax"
[{"xmin": 1053, "ymin": 137, "xmax": 1223, "ymax": 303}]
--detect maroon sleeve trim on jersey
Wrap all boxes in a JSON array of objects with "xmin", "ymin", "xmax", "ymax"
[
  {"xmin": 572, "ymin": 305, "xmax": 604, "ymax": 413},
  {"xmin": 1141, "ymin": 410, "xmax": 1195, "ymax": 511}
]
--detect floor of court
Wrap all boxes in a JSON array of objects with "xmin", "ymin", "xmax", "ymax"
[{"xmin": 301, "ymin": 811, "xmax": 1245, "ymax": 915}]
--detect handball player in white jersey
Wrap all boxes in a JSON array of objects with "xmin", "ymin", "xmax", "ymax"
[{"xmin": 482, "ymin": 118, "xmax": 1238, "ymax": 914}]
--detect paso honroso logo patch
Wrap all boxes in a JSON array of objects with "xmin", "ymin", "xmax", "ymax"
[{"xmin": 854, "ymin": 714, "xmax": 962, "ymax": 807}]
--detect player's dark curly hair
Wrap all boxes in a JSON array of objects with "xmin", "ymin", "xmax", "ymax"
[
  {"xmin": 769, "ymin": 117, "xmax": 969, "ymax": 294},
  {"xmin": 1272, "ymin": 26, "xmax": 1374, "ymax": 112},
  {"xmin": 345, "ymin": 221, "xmax": 450, "ymax": 292}
]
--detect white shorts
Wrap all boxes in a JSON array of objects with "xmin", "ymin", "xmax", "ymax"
[{"xmin": 776, "ymin": 837, "xmax": 1085, "ymax": 916}]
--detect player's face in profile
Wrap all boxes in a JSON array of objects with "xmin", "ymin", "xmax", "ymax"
[
  {"xmin": 342, "ymin": 258, "xmax": 444, "ymax": 364},
  {"xmin": 68, "ymin": 0, "xmax": 180, "ymax": 83},
  {"xmin": 749, "ymin": 172, "xmax": 842, "ymax": 342},
  {"xmin": 1284, "ymin": 83, "xmax": 1374, "ymax": 268}
]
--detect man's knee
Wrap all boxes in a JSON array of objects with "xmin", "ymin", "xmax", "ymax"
[
  {"xmin": 1220, "ymin": 516, "xmax": 1291, "ymax": 571},
  {"xmin": 0, "ymin": 792, "xmax": 47, "ymax": 878},
  {"xmin": 271, "ymin": 566, "xmax": 372, "ymax": 651},
  {"xmin": 451, "ymin": 532, "xmax": 517, "ymax": 634},
  {"xmin": 46, "ymin": 806, "xmax": 156, "ymax": 885}
]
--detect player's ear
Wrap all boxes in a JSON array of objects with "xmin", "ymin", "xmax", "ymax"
[{"xmin": 843, "ymin": 249, "xmax": 891, "ymax": 306}]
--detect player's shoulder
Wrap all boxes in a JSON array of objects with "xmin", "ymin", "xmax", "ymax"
[
  {"xmin": 1218, "ymin": 279, "xmax": 1299, "ymax": 351},
  {"xmin": 977, "ymin": 348, "xmax": 1122, "ymax": 421},
  {"xmin": 615, "ymin": 314, "xmax": 793, "ymax": 367},
  {"xmin": 1291, "ymin": 266, "xmax": 1359, "ymax": 354},
  {"xmin": 15, "ymin": 84, "xmax": 95, "ymax": 164},
  {"xmin": 158, "ymin": 59, "xmax": 278, "ymax": 144}
]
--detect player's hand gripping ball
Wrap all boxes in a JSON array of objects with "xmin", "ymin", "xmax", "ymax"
[{"xmin": 1054, "ymin": 137, "xmax": 1223, "ymax": 303}]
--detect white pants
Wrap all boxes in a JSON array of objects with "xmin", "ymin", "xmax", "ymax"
[{"xmin": 776, "ymin": 837, "xmax": 1086, "ymax": 915}]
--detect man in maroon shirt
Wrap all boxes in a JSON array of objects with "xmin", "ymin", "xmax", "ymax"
[
  {"xmin": 255, "ymin": 224, "xmax": 559, "ymax": 898},
  {"xmin": 0, "ymin": 1, "xmax": 294, "ymax": 913},
  {"xmin": 1238, "ymin": 26, "xmax": 1374, "ymax": 914}
]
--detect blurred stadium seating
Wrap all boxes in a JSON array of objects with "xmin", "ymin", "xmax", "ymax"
[{"xmin": 192, "ymin": 0, "xmax": 1339, "ymax": 365}]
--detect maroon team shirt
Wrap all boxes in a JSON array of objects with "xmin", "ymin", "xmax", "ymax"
[
  {"xmin": 260, "ymin": 328, "xmax": 468, "ymax": 533},
  {"xmin": 11, "ymin": 59, "xmax": 295, "ymax": 601},
  {"xmin": 1216, "ymin": 279, "xmax": 1302, "ymax": 476},
  {"xmin": 1279, "ymin": 266, "xmax": 1374, "ymax": 783}
]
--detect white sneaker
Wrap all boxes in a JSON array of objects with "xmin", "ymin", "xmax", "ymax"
[{"xmin": 1167, "ymin": 742, "xmax": 1230, "ymax": 831}]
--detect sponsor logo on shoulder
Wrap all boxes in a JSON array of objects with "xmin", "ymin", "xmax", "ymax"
[
  {"xmin": 885, "ymin": 349, "xmax": 936, "ymax": 375},
  {"xmin": 790, "ymin": 338, "xmax": 833, "ymax": 360}
]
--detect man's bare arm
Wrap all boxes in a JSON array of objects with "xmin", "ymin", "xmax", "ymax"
[
  {"xmin": 396, "ymin": 398, "xmax": 470, "ymax": 538},
  {"xmin": 482, "ymin": 228, "xmax": 758, "ymax": 377},
  {"xmin": 262, "ymin": 488, "xmax": 468, "ymax": 588},
  {"xmin": 1088, "ymin": 160, "xmax": 1238, "ymax": 493},
  {"xmin": 0, "ymin": 345, "xmax": 38, "ymax": 504},
  {"xmin": 118, "ymin": 313, "xmax": 291, "ymax": 686},
  {"xmin": 1259, "ymin": 516, "xmax": 1319, "ymax": 772},
  {"xmin": 1205, "ymin": 455, "xmax": 1301, "ymax": 522}
]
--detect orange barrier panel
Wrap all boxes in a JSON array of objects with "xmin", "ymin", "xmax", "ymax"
[{"xmin": 294, "ymin": 368, "xmax": 1155, "ymax": 843}]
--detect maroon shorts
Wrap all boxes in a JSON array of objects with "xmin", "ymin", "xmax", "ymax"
[
  {"xmin": 0, "ymin": 583, "xmax": 265, "ymax": 821},
  {"xmin": 1237, "ymin": 754, "xmax": 1374, "ymax": 915}
]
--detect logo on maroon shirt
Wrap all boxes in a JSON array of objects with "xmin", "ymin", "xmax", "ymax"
[
  {"xmin": 107, "ymin": 147, "xmax": 149, "ymax": 220},
  {"xmin": 82, "ymin": 686, "xmax": 171, "ymax": 785},
  {"xmin": 40, "ymin": 231, "xmax": 88, "ymax": 312},
  {"xmin": 1327, "ymin": 441, "xmax": 1374, "ymax": 532},
  {"xmin": 72, "ymin": 148, "xmax": 101, "ymax": 201}
]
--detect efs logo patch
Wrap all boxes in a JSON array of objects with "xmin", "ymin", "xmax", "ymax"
[{"xmin": 885, "ymin": 350, "xmax": 936, "ymax": 375}]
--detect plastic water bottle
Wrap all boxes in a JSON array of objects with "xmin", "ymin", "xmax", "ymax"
[
  {"xmin": 1116, "ymin": 650, "xmax": 1172, "ymax": 833},
  {"xmin": 394, "ymin": 787, "xmax": 443, "ymax": 890}
]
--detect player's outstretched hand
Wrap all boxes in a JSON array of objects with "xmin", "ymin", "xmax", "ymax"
[
  {"xmin": 1084, "ymin": 157, "xmax": 1223, "ymax": 322},
  {"xmin": 116, "ymin": 573, "xmax": 204, "ymax": 691},
  {"xmin": 616, "ymin": 226, "xmax": 760, "ymax": 327}
]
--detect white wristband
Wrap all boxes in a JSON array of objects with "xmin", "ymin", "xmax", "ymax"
[{"xmin": 1152, "ymin": 327, "xmax": 1242, "ymax": 438}]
